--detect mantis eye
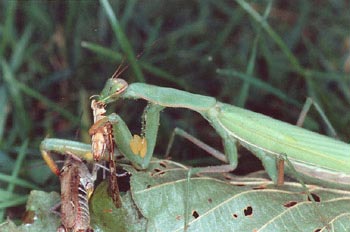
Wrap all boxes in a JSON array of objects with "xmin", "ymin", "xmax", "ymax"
[
  {"xmin": 110, "ymin": 78, "xmax": 128, "ymax": 96},
  {"xmin": 98, "ymin": 78, "xmax": 129, "ymax": 104},
  {"xmin": 130, "ymin": 134, "xmax": 147, "ymax": 158}
]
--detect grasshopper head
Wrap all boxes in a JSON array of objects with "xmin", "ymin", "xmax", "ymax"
[{"xmin": 95, "ymin": 78, "xmax": 128, "ymax": 104}]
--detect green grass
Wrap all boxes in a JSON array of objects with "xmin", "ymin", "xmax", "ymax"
[{"xmin": 0, "ymin": 0, "xmax": 349, "ymax": 222}]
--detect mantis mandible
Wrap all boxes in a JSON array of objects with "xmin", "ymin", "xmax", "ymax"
[{"xmin": 41, "ymin": 73, "xmax": 350, "ymax": 191}]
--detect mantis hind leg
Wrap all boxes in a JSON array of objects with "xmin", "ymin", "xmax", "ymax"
[
  {"xmin": 165, "ymin": 127, "xmax": 238, "ymax": 174},
  {"xmin": 270, "ymin": 97, "xmax": 339, "ymax": 186},
  {"xmin": 277, "ymin": 153, "xmax": 318, "ymax": 203},
  {"xmin": 250, "ymin": 97, "xmax": 340, "ymax": 186},
  {"xmin": 165, "ymin": 128, "xmax": 227, "ymax": 163},
  {"xmin": 246, "ymin": 145, "xmax": 280, "ymax": 184}
]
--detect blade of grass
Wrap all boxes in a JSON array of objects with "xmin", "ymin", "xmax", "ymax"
[
  {"xmin": 0, "ymin": 190, "xmax": 21, "ymax": 201},
  {"xmin": 0, "ymin": 173, "xmax": 40, "ymax": 190},
  {"xmin": 235, "ymin": 0, "xmax": 303, "ymax": 73},
  {"xmin": 0, "ymin": 196, "xmax": 28, "ymax": 209},
  {"xmin": 120, "ymin": 0, "xmax": 137, "ymax": 28},
  {"xmin": 216, "ymin": 68, "xmax": 300, "ymax": 106},
  {"xmin": 81, "ymin": 41, "xmax": 123, "ymax": 61},
  {"xmin": 7, "ymin": 140, "xmax": 29, "ymax": 193},
  {"xmin": 79, "ymin": 89, "xmax": 91, "ymax": 144},
  {"xmin": 0, "ymin": 151, "xmax": 14, "ymax": 173},
  {"xmin": 284, "ymin": 2, "xmax": 310, "ymax": 50},
  {"xmin": 236, "ymin": 0, "xmax": 272, "ymax": 107},
  {"xmin": 0, "ymin": 0, "xmax": 17, "ymax": 56},
  {"xmin": 233, "ymin": 1, "xmax": 350, "ymax": 108},
  {"xmin": 81, "ymin": 41, "xmax": 186, "ymax": 87},
  {"xmin": 99, "ymin": 0, "xmax": 145, "ymax": 82},
  {"xmin": 10, "ymin": 25, "xmax": 33, "ymax": 72},
  {"xmin": 15, "ymin": 79, "xmax": 80, "ymax": 125},
  {"xmin": 0, "ymin": 86, "xmax": 9, "ymax": 142},
  {"xmin": 1, "ymin": 60, "xmax": 30, "ymax": 138},
  {"xmin": 144, "ymin": 19, "xmax": 162, "ymax": 57},
  {"xmin": 163, "ymin": 20, "xmax": 205, "ymax": 43},
  {"xmin": 25, "ymin": 1, "xmax": 53, "ymax": 32},
  {"xmin": 209, "ymin": 4, "xmax": 244, "ymax": 55},
  {"xmin": 141, "ymin": 62, "xmax": 187, "ymax": 88},
  {"xmin": 0, "ymin": 187, "xmax": 24, "ymax": 220}
]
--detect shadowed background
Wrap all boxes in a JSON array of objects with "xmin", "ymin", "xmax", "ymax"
[{"xmin": 0, "ymin": 0, "xmax": 349, "ymax": 222}]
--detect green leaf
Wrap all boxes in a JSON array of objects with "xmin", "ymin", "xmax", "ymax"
[
  {"xmin": 128, "ymin": 160, "xmax": 350, "ymax": 231},
  {"xmin": 90, "ymin": 181, "xmax": 147, "ymax": 232},
  {"xmin": 5, "ymin": 159, "xmax": 350, "ymax": 232},
  {"xmin": 0, "ymin": 191, "xmax": 60, "ymax": 232}
]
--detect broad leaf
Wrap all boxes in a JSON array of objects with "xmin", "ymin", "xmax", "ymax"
[
  {"xmin": 0, "ymin": 191, "xmax": 60, "ymax": 232},
  {"xmin": 2, "ymin": 159, "xmax": 350, "ymax": 232},
  {"xmin": 90, "ymin": 181, "xmax": 147, "ymax": 232},
  {"xmin": 128, "ymin": 160, "xmax": 350, "ymax": 232}
]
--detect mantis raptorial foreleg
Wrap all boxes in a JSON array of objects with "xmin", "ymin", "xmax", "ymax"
[
  {"xmin": 109, "ymin": 102, "xmax": 240, "ymax": 175},
  {"xmin": 110, "ymin": 103, "xmax": 164, "ymax": 169}
]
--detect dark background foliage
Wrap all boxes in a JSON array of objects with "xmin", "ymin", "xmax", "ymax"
[{"xmin": 0, "ymin": 0, "xmax": 349, "ymax": 222}]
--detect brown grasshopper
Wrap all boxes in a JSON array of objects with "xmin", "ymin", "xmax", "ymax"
[
  {"xmin": 42, "ymin": 151, "xmax": 95, "ymax": 232},
  {"xmin": 89, "ymin": 98, "xmax": 123, "ymax": 208}
]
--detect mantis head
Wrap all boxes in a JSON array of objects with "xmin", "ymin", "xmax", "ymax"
[
  {"xmin": 91, "ymin": 59, "xmax": 130, "ymax": 104},
  {"xmin": 94, "ymin": 78, "xmax": 129, "ymax": 105}
]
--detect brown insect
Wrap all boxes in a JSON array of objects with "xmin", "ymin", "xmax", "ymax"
[
  {"xmin": 42, "ymin": 151, "xmax": 95, "ymax": 232},
  {"xmin": 89, "ymin": 99, "xmax": 122, "ymax": 208}
]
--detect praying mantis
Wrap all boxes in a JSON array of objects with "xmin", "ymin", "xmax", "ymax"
[
  {"xmin": 95, "ymin": 77, "xmax": 350, "ymax": 189},
  {"xmin": 41, "ymin": 72, "xmax": 350, "ymax": 193}
]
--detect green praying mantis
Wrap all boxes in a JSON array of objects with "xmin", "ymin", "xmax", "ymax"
[{"xmin": 41, "ymin": 71, "xmax": 350, "ymax": 192}]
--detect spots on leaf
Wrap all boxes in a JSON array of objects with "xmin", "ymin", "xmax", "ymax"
[
  {"xmin": 244, "ymin": 206, "xmax": 253, "ymax": 217},
  {"xmin": 192, "ymin": 210, "xmax": 199, "ymax": 219},
  {"xmin": 283, "ymin": 201, "xmax": 297, "ymax": 208}
]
